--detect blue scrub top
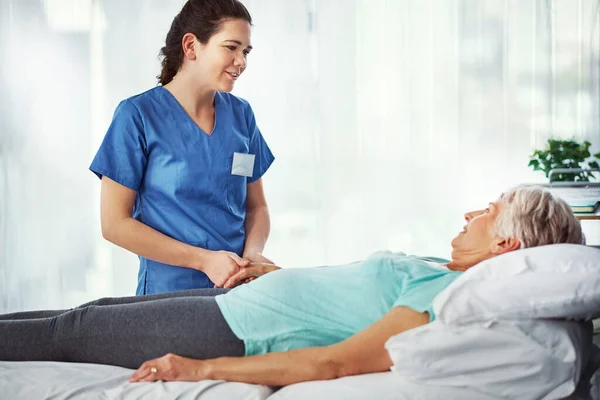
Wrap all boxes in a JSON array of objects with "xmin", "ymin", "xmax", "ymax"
[{"xmin": 90, "ymin": 87, "xmax": 275, "ymax": 295}]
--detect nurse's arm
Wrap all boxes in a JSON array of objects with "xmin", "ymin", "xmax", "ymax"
[
  {"xmin": 99, "ymin": 176, "xmax": 228, "ymax": 271},
  {"xmin": 131, "ymin": 306, "xmax": 430, "ymax": 386},
  {"xmin": 243, "ymin": 178, "xmax": 271, "ymax": 261}
]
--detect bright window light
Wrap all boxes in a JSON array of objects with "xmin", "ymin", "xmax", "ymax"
[{"xmin": 42, "ymin": 0, "xmax": 92, "ymax": 32}]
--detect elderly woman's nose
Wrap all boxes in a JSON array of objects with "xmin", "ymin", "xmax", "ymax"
[{"xmin": 465, "ymin": 209, "xmax": 485, "ymax": 221}]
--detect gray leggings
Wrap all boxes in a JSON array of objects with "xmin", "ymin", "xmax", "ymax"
[{"xmin": 0, "ymin": 289, "xmax": 244, "ymax": 369}]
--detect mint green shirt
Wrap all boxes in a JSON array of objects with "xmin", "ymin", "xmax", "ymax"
[{"xmin": 215, "ymin": 251, "xmax": 461, "ymax": 356}]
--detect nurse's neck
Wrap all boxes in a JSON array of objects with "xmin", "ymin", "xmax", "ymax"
[{"xmin": 163, "ymin": 73, "xmax": 216, "ymax": 117}]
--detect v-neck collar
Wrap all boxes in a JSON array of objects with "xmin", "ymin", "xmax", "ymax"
[{"xmin": 158, "ymin": 86, "xmax": 220, "ymax": 137}]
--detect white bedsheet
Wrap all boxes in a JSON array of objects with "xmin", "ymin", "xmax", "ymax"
[
  {"xmin": 0, "ymin": 361, "xmax": 273, "ymax": 400},
  {"xmin": 0, "ymin": 361, "xmax": 498, "ymax": 400},
  {"xmin": 271, "ymin": 372, "xmax": 502, "ymax": 400}
]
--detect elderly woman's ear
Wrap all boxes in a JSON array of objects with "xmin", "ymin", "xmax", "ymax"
[{"xmin": 490, "ymin": 236, "xmax": 521, "ymax": 255}]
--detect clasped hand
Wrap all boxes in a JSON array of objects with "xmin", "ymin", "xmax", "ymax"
[{"xmin": 200, "ymin": 250, "xmax": 278, "ymax": 288}]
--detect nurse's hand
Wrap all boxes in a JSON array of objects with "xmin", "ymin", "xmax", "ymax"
[
  {"xmin": 223, "ymin": 263, "xmax": 281, "ymax": 289},
  {"xmin": 242, "ymin": 251, "xmax": 275, "ymax": 265},
  {"xmin": 202, "ymin": 251, "xmax": 249, "ymax": 288}
]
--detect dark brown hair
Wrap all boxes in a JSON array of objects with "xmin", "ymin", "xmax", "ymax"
[{"xmin": 158, "ymin": 0, "xmax": 252, "ymax": 85}]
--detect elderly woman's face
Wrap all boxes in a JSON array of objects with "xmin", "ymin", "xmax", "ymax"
[{"xmin": 449, "ymin": 201, "xmax": 505, "ymax": 270}]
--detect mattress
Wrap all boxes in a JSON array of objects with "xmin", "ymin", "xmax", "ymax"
[{"xmin": 1, "ymin": 360, "xmax": 598, "ymax": 400}]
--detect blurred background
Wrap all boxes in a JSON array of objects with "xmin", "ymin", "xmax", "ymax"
[{"xmin": 1, "ymin": 0, "xmax": 599, "ymax": 312}]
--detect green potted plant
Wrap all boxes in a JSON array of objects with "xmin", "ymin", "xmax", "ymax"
[{"xmin": 528, "ymin": 139, "xmax": 600, "ymax": 182}]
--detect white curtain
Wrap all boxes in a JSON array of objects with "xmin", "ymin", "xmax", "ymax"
[{"xmin": 1, "ymin": 0, "xmax": 599, "ymax": 312}]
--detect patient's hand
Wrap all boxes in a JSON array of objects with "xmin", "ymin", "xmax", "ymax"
[
  {"xmin": 130, "ymin": 353, "xmax": 205, "ymax": 383},
  {"xmin": 223, "ymin": 263, "xmax": 281, "ymax": 289}
]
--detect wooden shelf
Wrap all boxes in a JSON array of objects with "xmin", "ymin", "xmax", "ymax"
[{"xmin": 576, "ymin": 215, "xmax": 600, "ymax": 220}]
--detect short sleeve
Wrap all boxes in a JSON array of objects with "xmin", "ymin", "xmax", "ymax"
[
  {"xmin": 89, "ymin": 99, "xmax": 148, "ymax": 191},
  {"xmin": 245, "ymin": 103, "xmax": 274, "ymax": 183},
  {"xmin": 393, "ymin": 273, "xmax": 460, "ymax": 322}
]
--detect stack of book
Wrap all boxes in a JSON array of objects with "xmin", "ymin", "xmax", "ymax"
[
  {"xmin": 569, "ymin": 201, "xmax": 600, "ymax": 214},
  {"xmin": 544, "ymin": 186, "xmax": 600, "ymax": 215}
]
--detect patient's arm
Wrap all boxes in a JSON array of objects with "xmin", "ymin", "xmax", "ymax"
[{"xmin": 129, "ymin": 306, "xmax": 429, "ymax": 385}]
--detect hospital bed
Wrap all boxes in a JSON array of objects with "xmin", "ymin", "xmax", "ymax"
[
  {"xmin": 0, "ymin": 348, "xmax": 598, "ymax": 400},
  {"xmin": 1, "ymin": 317, "xmax": 599, "ymax": 398},
  {"xmin": 1, "ymin": 241, "xmax": 599, "ymax": 399}
]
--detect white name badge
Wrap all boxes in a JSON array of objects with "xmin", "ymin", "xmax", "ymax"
[{"xmin": 231, "ymin": 152, "xmax": 255, "ymax": 177}]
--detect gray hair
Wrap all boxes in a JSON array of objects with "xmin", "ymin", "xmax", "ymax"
[{"xmin": 494, "ymin": 186, "xmax": 585, "ymax": 248}]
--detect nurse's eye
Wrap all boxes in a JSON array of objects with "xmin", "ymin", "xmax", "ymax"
[
  {"xmin": 242, "ymin": 50, "xmax": 250, "ymax": 57},
  {"xmin": 225, "ymin": 45, "xmax": 237, "ymax": 51}
]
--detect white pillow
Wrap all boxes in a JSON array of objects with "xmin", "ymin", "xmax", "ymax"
[
  {"xmin": 433, "ymin": 244, "xmax": 600, "ymax": 325},
  {"xmin": 385, "ymin": 319, "xmax": 593, "ymax": 400}
]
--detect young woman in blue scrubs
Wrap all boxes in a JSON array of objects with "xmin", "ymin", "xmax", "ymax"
[{"xmin": 90, "ymin": 0, "xmax": 275, "ymax": 295}]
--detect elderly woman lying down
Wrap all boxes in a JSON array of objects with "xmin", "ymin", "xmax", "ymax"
[{"xmin": 0, "ymin": 185, "xmax": 585, "ymax": 386}]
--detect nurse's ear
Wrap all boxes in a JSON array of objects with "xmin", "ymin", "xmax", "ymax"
[{"xmin": 181, "ymin": 33, "xmax": 198, "ymax": 61}]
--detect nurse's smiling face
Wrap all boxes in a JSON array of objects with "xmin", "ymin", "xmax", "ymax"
[{"xmin": 183, "ymin": 18, "xmax": 252, "ymax": 92}]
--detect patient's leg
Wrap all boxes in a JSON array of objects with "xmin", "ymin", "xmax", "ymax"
[
  {"xmin": 0, "ymin": 295, "xmax": 243, "ymax": 369},
  {"xmin": 0, "ymin": 310, "xmax": 68, "ymax": 320},
  {"xmin": 0, "ymin": 288, "xmax": 229, "ymax": 320},
  {"xmin": 77, "ymin": 288, "xmax": 229, "ymax": 307}
]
